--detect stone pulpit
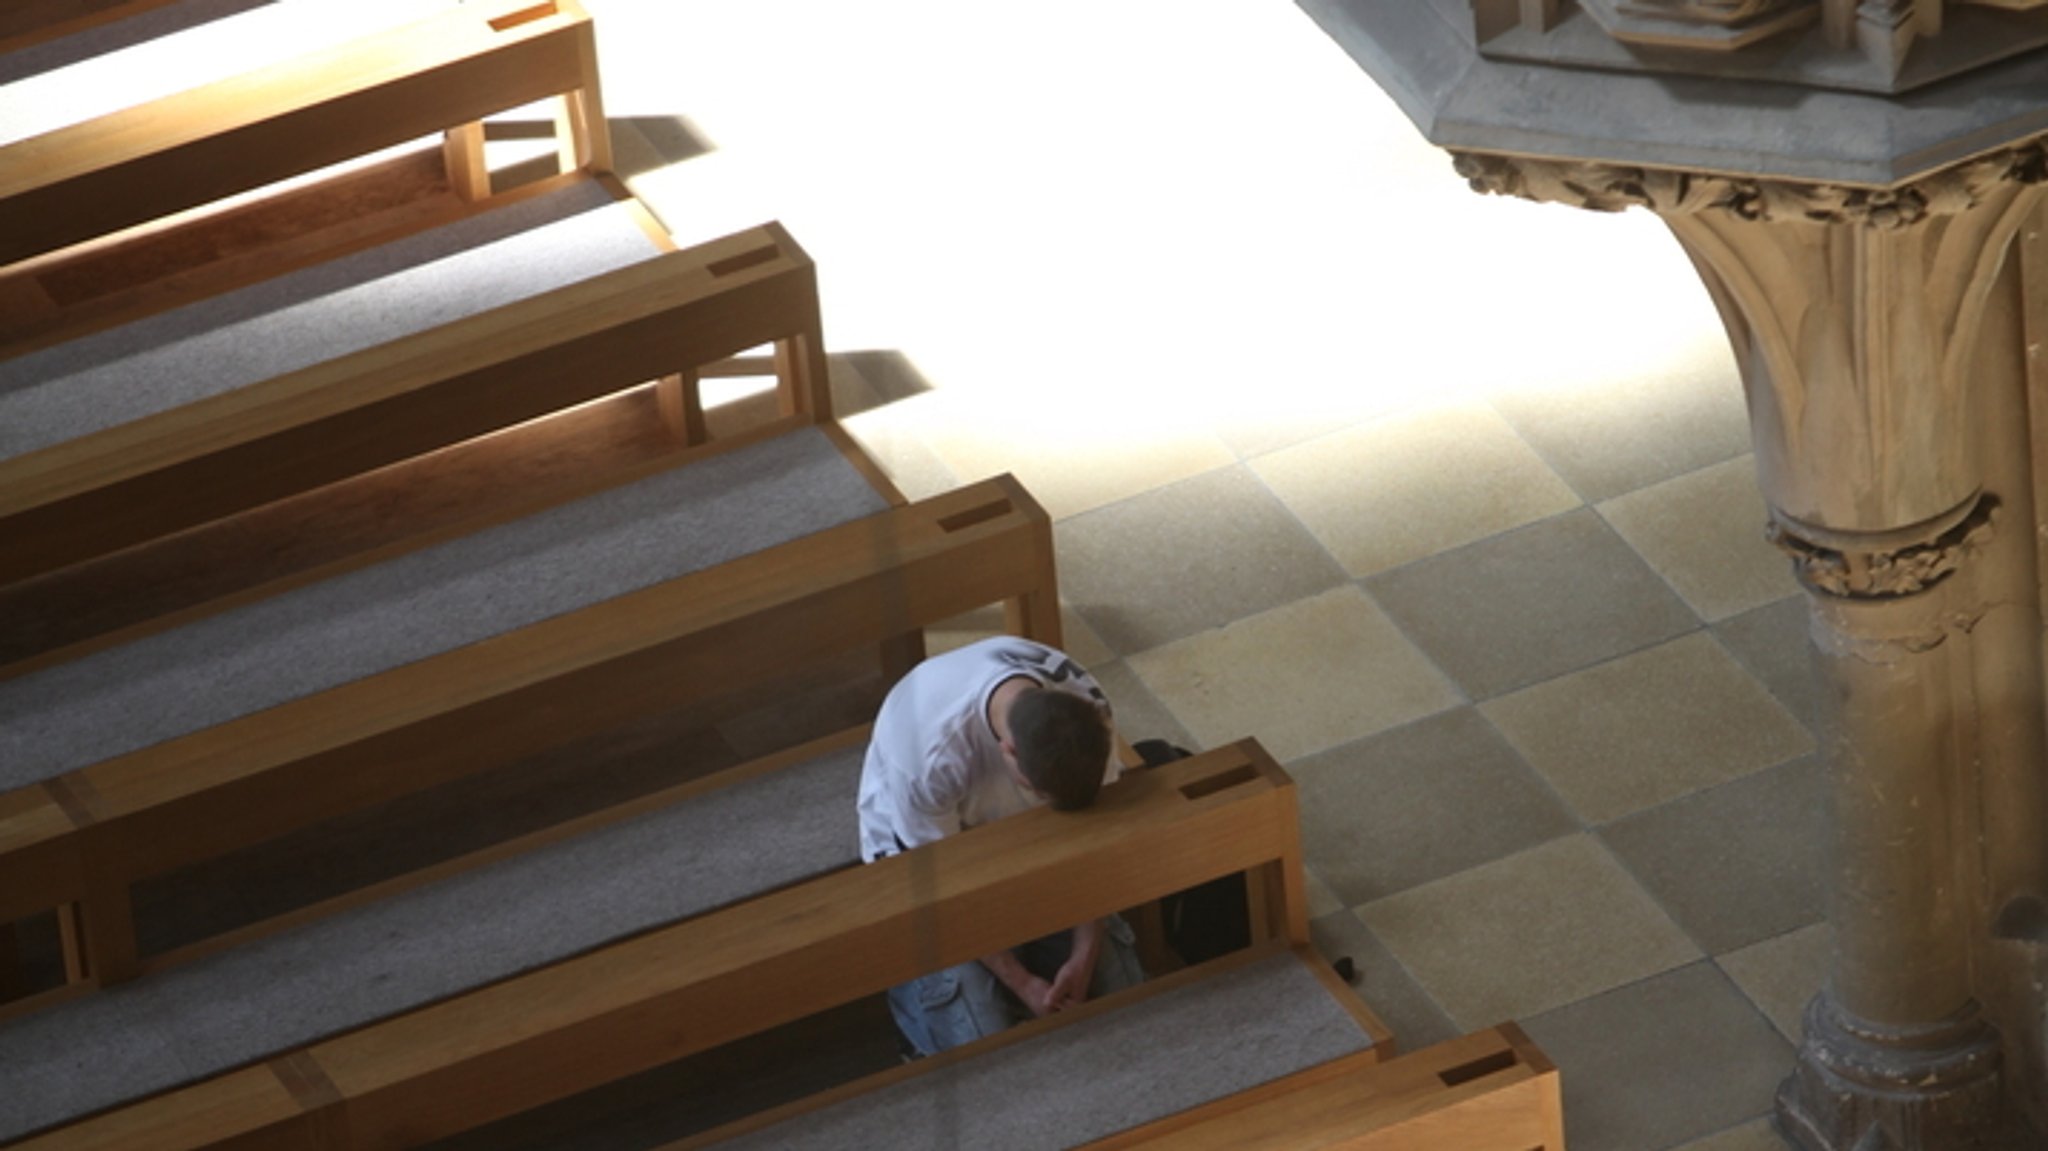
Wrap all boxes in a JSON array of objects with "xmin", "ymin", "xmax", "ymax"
[{"xmin": 1294, "ymin": 2, "xmax": 2048, "ymax": 1147}]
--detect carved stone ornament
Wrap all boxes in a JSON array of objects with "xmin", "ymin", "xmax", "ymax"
[
  {"xmin": 1621, "ymin": 0, "xmax": 1804, "ymax": 23},
  {"xmin": 1453, "ymin": 141, "xmax": 2048, "ymax": 226},
  {"xmin": 1622, "ymin": 0, "xmax": 1802, "ymax": 21},
  {"xmin": 1766, "ymin": 496, "xmax": 1999, "ymax": 599},
  {"xmin": 1472, "ymin": 0, "xmax": 2048, "ymax": 94},
  {"xmin": 1596, "ymin": 0, "xmax": 1818, "ymax": 42}
]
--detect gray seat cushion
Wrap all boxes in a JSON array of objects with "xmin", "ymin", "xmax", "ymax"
[
  {"xmin": 704, "ymin": 950, "xmax": 1379, "ymax": 1151},
  {"xmin": 0, "ymin": 426, "xmax": 889, "ymax": 790},
  {"xmin": 1, "ymin": 177, "xmax": 659, "ymax": 461},
  {"xmin": 0, "ymin": 743, "xmax": 866, "ymax": 1142}
]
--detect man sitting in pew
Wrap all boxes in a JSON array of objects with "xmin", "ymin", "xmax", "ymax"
[{"xmin": 858, "ymin": 636, "xmax": 1145, "ymax": 1057}]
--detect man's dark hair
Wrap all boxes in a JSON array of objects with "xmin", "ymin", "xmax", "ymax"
[{"xmin": 1009, "ymin": 688, "xmax": 1112, "ymax": 811}]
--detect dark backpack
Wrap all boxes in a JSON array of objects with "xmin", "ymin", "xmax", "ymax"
[{"xmin": 1133, "ymin": 739, "xmax": 1251, "ymax": 966}]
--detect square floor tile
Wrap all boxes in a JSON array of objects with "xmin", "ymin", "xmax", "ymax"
[
  {"xmin": 1090, "ymin": 658, "xmax": 1197, "ymax": 755},
  {"xmin": 1304, "ymin": 867, "xmax": 1345, "ymax": 920},
  {"xmin": 1127, "ymin": 587, "xmax": 1462, "ymax": 763},
  {"xmin": 921, "ymin": 603, "xmax": 1115, "ymax": 670},
  {"xmin": 1601, "ymin": 757, "xmax": 1826, "ymax": 954},
  {"xmin": 1715, "ymin": 596, "xmax": 1818, "ymax": 731},
  {"xmin": 1599, "ymin": 457, "xmax": 1799, "ymax": 623},
  {"xmin": 1368, "ymin": 508, "xmax": 1699, "ymax": 699},
  {"xmin": 1676, "ymin": 1119, "xmax": 1794, "ymax": 1151},
  {"xmin": 608, "ymin": 116, "xmax": 676, "ymax": 184},
  {"xmin": 1210, "ymin": 386, "xmax": 1407, "ymax": 461},
  {"xmin": 1310, "ymin": 909, "xmax": 1459, "ymax": 1052},
  {"xmin": 835, "ymin": 349, "xmax": 939, "ymax": 410},
  {"xmin": 1521, "ymin": 962, "xmax": 1792, "ymax": 1151},
  {"xmin": 1718, "ymin": 923, "xmax": 1833, "ymax": 1045},
  {"xmin": 1489, "ymin": 336, "xmax": 1752, "ymax": 504},
  {"xmin": 620, "ymin": 149, "xmax": 795, "ymax": 256},
  {"xmin": 1357, "ymin": 835, "xmax": 1699, "ymax": 1032},
  {"xmin": 1251, "ymin": 401, "xmax": 1580, "ymax": 577},
  {"xmin": 1482, "ymin": 632, "xmax": 1814, "ymax": 824},
  {"xmin": 1054, "ymin": 465, "xmax": 1347, "ymax": 654},
  {"xmin": 891, "ymin": 388, "xmax": 1237, "ymax": 521},
  {"xmin": 840, "ymin": 398, "xmax": 960, "ymax": 503},
  {"xmin": 1291, "ymin": 708, "xmax": 1579, "ymax": 905}
]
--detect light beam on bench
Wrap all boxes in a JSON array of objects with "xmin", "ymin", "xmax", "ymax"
[{"xmin": 0, "ymin": 0, "xmax": 611, "ymax": 267}]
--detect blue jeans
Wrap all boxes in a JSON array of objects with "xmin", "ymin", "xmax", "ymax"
[{"xmin": 887, "ymin": 914, "xmax": 1144, "ymax": 1057}]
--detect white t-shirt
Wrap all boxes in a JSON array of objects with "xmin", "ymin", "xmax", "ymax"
[{"xmin": 857, "ymin": 637, "xmax": 1118, "ymax": 862}]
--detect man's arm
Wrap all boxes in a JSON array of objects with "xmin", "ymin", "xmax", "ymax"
[
  {"xmin": 980, "ymin": 947, "xmax": 1058, "ymax": 1017},
  {"xmin": 1046, "ymin": 917, "xmax": 1105, "ymax": 1011}
]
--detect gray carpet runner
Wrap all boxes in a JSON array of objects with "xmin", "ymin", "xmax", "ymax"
[
  {"xmin": 0, "ymin": 744, "xmax": 867, "ymax": 1142},
  {"xmin": 0, "ymin": 426, "xmax": 890, "ymax": 791},
  {"xmin": 2, "ymin": 0, "xmax": 273, "ymax": 88},
  {"xmin": 1, "ymin": 0, "xmax": 460, "ymax": 143},
  {"xmin": 704, "ymin": 951, "xmax": 1378, "ymax": 1151},
  {"xmin": 0, "ymin": 177, "xmax": 660, "ymax": 461}
]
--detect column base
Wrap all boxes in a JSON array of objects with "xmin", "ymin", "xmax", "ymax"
[{"xmin": 1776, "ymin": 994, "xmax": 2013, "ymax": 1150}]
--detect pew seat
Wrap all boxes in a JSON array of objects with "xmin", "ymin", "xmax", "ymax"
[
  {"xmin": 686, "ymin": 944, "xmax": 1384, "ymax": 1151},
  {"xmin": 1096, "ymin": 1023, "xmax": 1563, "ymax": 1151},
  {"xmin": 674, "ymin": 951, "xmax": 1562, "ymax": 1151},
  {"xmin": 3, "ymin": 739, "xmax": 1322, "ymax": 1149}
]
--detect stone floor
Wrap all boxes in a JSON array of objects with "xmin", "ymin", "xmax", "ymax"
[
  {"xmin": 0, "ymin": 1, "xmax": 1820, "ymax": 1146},
  {"xmin": 557, "ymin": 3, "xmax": 1828, "ymax": 1147}
]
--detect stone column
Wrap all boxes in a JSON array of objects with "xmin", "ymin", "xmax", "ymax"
[{"xmin": 1458, "ymin": 142, "xmax": 2048, "ymax": 1148}]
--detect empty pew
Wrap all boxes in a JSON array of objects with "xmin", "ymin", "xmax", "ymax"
[
  {"xmin": 0, "ymin": 0, "xmax": 611, "ymax": 268},
  {"xmin": 671, "ymin": 958, "xmax": 1561, "ymax": 1151},
  {"xmin": 0, "ymin": 172, "xmax": 817, "ymax": 587},
  {"xmin": 1, "ymin": 738, "xmax": 1325, "ymax": 1148},
  {"xmin": 1095, "ymin": 1024, "xmax": 1562, "ymax": 1151}
]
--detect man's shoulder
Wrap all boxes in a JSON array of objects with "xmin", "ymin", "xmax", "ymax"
[
  {"xmin": 887, "ymin": 637, "xmax": 1082, "ymax": 708},
  {"xmin": 940, "ymin": 635, "xmax": 1064, "ymax": 668},
  {"xmin": 952, "ymin": 636, "xmax": 1087, "ymax": 681}
]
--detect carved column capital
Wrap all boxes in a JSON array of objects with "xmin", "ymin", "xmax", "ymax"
[
  {"xmin": 1455, "ymin": 139, "xmax": 2048, "ymax": 540},
  {"xmin": 1767, "ymin": 494, "xmax": 1999, "ymax": 600},
  {"xmin": 1451, "ymin": 138, "xmax": 2048, "ymax": 227}
]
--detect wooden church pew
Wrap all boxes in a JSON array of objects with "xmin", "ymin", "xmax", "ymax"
[
  {"xmin": 0, "ymin": 173, "xmax": 813, "ymax": 588},
  {"xmin": 1090, "ymin": 1024, "xmax": 1562, "ymax": 1151},
  {"xmin": 666, "ymin": 941, "xmax": 1382, "ymax": 1151},
  {"xmin": 666, "ymin": 965, "xmax": 1561, "ymax": 1151},
  {"xmin": 0, "ymin": 0, "xmax": 610, "ymax": 268},
  {"xmin": 0, "ymin": 451, "xmax": 1060, "ymax": 991},
  {"xmin": 0, "ymin": 739, "xmax": 1318, "ymax": 1149}
]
